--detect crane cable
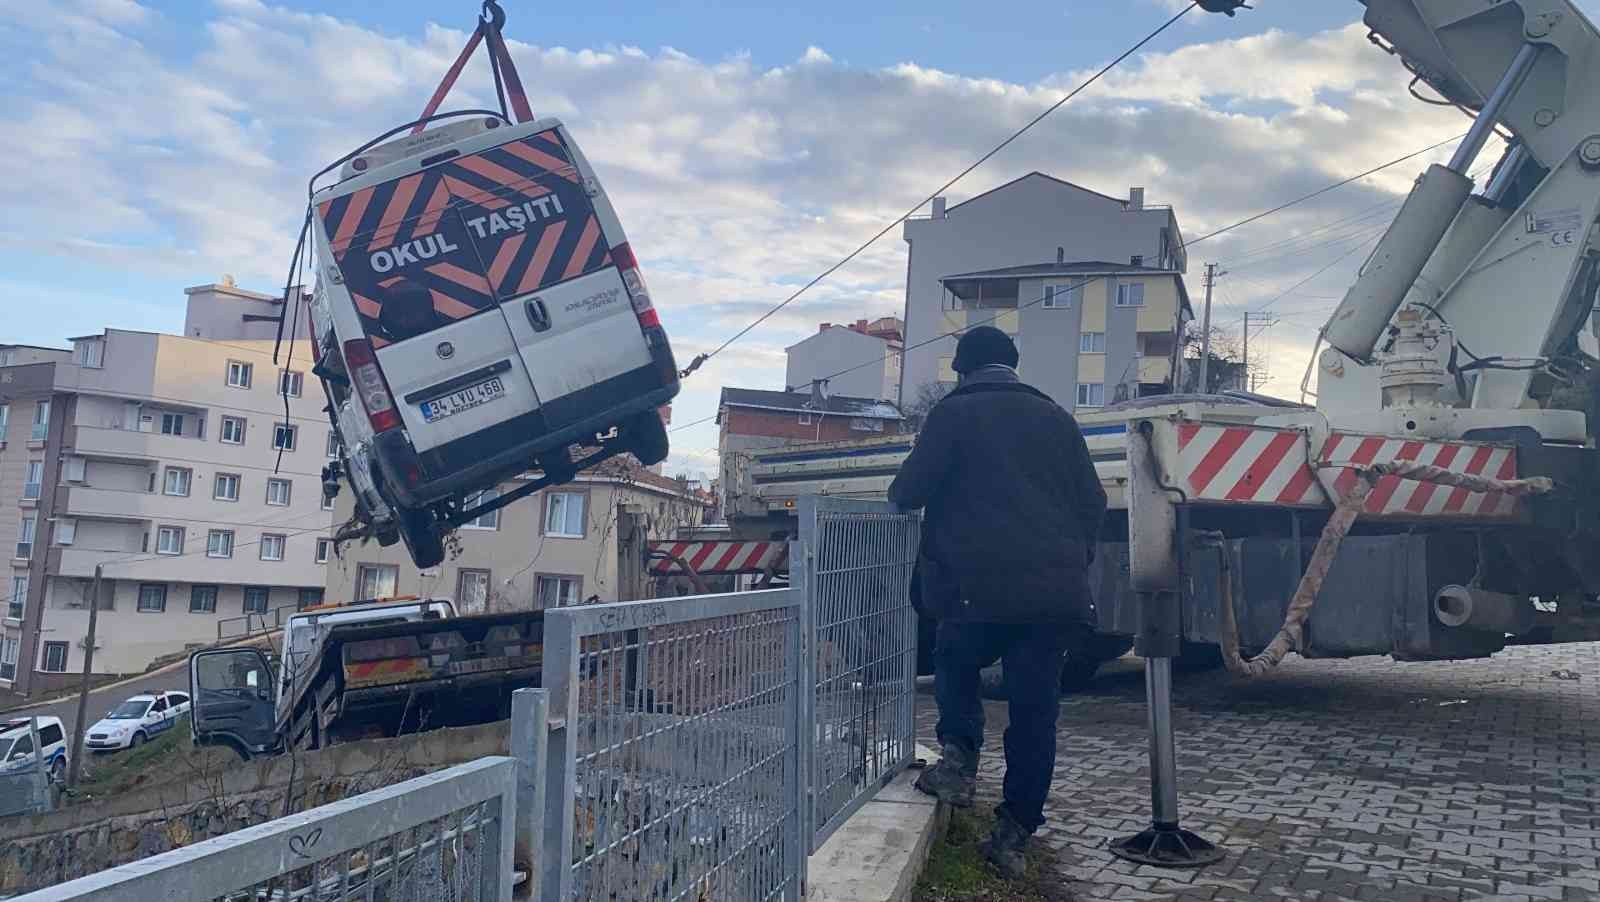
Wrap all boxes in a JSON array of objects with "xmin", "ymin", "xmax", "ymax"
[{"xmin": 677, "ymin": 2, "xmax": 1205, "ymax": 380}]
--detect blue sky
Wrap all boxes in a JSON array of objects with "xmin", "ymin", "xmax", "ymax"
[{"xmin": 3, "ymin": 0, "xmax": 1593, "ymax": 475}]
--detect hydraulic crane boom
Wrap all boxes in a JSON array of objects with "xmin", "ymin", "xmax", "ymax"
[{"xmin": 1317, "ymin": 0, "xmax": 1600, "ymax": 445}]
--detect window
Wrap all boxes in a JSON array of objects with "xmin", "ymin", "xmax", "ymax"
[
  {"xmin": 265, "ymin": 478, "xmax": 292, "ymax": 507},
  {"xmin": 0, "ymin": 637, "xmax": 17, "ymax": 681},
  {"xmin": 243, "ymin": 587, "xmax": 270, "ymax": 614},
  {"xmin": 322, "ymin": 491, "xmax": 336, "ymax": 511},
  {"xmin": 544, "ymin": 492, "xmax": 586, "ymax": 538},
  {"xmin": 1042, "ymin": 283, "xmax": 1077, "ymax": 309},
  {"xmin": 42, "ymin": 641, "xmax": 68, "ymax": 673},
  {"xmin": 315, "ymin": 538, "xmax": 332, "ymax": 564},
  {"xmin": 536, "ymin": 575, "xmax": 581, "ymax": 609},
  {"xmin": 0, "ymin": 403, "xmax": 8, "ymax": 432},
  {"xmin": 157, "ymin": 525, "xmax": 185, "ymax": 555},
  {"xmin": 226, "ymin": 360, "xmax": 253, "ymax": 388},
  {"xmin": 207, "ymin": 530, "xmax": 234, "ymax": 559},
  {"xmin": 326, "ymin": 431, "xmax": 340, "ymax": 457},
  {"xmin": 1116, "ymin": 282, "xmax": 1146, "ymax": 307},
  {"xmin": 356, "ymin": 564, "xmax": 399, "ymax": 600},
  {"xmin": 8, "ymin": 576, "xmax": 26, "ymax": 620},
  {"xmin": 163, "ymin": 467, "xmax": 192, "ymax": 497},
  {"xmin": 850, "ymin": 417, "xmax": 884, "ymax": 433},
  {"xmin": 36, "ymin": 722, "xmax": 62, "ymax": 746},
  {"xmin": 797, "ymin": 412, "xmax": 813, "ymax": 426},
  {"xmin": 220, "ymin": 416, "xmax": 246, "ymax": 445},
  {"xmin": 1076, "ymin": 382, "xmax": 1106, "ymax": 407},
  {"xmin": 462, "ymin": 489, "xmax": 499, "ymax": 529},
  {"xmin": 16, "ymin": 516, "xmax": 35, "ymax": 560},
  {"xmin": 22, "ymin": 461, "xmax": 42, "ymax": 500},
  {"xmin": 31, "ymin": 401, "xmax": 48, "ymax": 441},
  {"xmin": 457, "ymin": 569, "xmax": 491, "ymax": 614},
  {"xmin": 272, "ymin": 424, "xmax": 298, "ymax": 452},
  {"xmin": 260, "ymin": 534, "xmax": 286, "ymax": 561},
  {"xmin": 1130, "ymin": 255, "xmax": 1144, "ymax": 267},
  {"xmin": 279, "ymin": 370, "xmax": 304, "ymax": 398},
  {"xmin": 190, "ymin": 585, "xmax": 218, "ymax": 613},
  {"xmin": 54, "ymin": 519, "xmax": 75, "ymax": 546},
  {"xmin": 160, "ymin": 413, "xmax": 185, "ymax": 436},
  {"xmin": 298, "ymin": 587, "xmax": 324, "ymax": 610},
  {"xmin": 64, "ymin": 456, "xmax": 86, "ymax": 482},
  {"xmin": 214, "ymin": 473, "xmax": 240, "ymax": 502},
  {"xmin": 1080, "ymin": 332, "xmax": 1106, "ymax": 354},
  {"xmin": 137, "ymin": 583, "xmax": 167, "ymax": 613},
  {"xmin": 75, "ymin": 339, "xmax": 104, "ymax": 368}
]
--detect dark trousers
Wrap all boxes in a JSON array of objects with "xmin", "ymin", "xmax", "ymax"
[{"xmin": 934, "ymin": 619, "xmax": 1073, "ymax": 834}]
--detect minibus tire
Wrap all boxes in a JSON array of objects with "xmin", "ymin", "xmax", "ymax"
[
  {"xmin": 398, "ymin": 507, "xmax": 446, "ymax": 569},
  {"xmin": 622, "ymin": 411, "xmax": 670, "ymax": 466}
]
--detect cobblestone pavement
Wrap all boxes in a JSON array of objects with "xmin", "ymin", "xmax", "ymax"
[{"xmin": 917, "ymin": 643, "xmax": 1600, "ymax": 901}]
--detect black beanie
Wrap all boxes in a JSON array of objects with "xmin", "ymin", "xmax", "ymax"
[{"xmin": 951, "ymin": 325, "xmax": 1019, "ymax": 374}]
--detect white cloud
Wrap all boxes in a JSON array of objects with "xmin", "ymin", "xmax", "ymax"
[{"xmin": 3, "ymin": 0, "xmax": 1564, "ymax": 468}]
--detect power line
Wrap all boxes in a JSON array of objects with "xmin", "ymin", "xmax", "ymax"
[
  {"xmin": 677, "ymin": 2, "xmax": 1202, "ymax": 379},
  {"xmin": 1185, "ymin": 132, "xmax": 1467, "ymax": 248},
  {"xmin": 1256, "ymin": 232, "xmax": 1382, "ymax": 312}
]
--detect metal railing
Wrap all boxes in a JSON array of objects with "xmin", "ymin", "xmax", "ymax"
[
  {"xmin": 19, "ymin": 756, "xmax": 518, "ymax": 901},
  {"xmin": 216, "ymin": 602, "xmax": 300, "ymax": 642},
  {"xmin": 796, "ymin": 497, "xmax": 921, "ymax": 851},
  {"xmin": 537, "ymin": 589, "xmax": 807, "ymax": 902},
  {"xmin": 0, "ymin": 765, "xmax": 51, "ymax": 819}
]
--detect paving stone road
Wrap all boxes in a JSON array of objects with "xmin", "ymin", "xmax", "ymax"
[{"xmin": 918, "ymin": 643, "xmax": 1600, "ymax": 901}]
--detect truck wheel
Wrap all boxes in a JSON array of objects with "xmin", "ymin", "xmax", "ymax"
[
  {"xmin": 398, "ymin": 507, "xmax": 446, "ymax": 570},
  {"xmin": 619, "ymin": 411, "xmax": 670, "ymax": 467}
]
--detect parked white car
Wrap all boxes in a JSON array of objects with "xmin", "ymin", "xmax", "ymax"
[
  {"xmin": 84, "ymin": 690, "xmax": 191, "ymax": 751},
  {"xmin": 0, "ymin": 715, "xmax": 68, "ymax": 782}
]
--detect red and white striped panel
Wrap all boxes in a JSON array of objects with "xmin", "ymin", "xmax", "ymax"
[
  {"xmin": 1318, "ymin": 434, "xmax": 1519, "ymax": 518},
  {"xmin": 647, "ymin": 541, "xmax": 787, "ymax": 576},
  {"xmin": 1177, "ymin": 423, "xmax": 1324, "ymax": 506}
]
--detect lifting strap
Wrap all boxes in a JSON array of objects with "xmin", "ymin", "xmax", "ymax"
[{"xmin": 412, "ymin": 0, "xmax": 533, "ymax": 134}]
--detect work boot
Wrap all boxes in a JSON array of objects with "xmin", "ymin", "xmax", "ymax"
[
  {"xmin": 914, "ymin": 743, "xmax": 976, "ymax": 807},
  {"xmin": 980, "ymin": 807, "xmax": 1029, "ymax": 880}
]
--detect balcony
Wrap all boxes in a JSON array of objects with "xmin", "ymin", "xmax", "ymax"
[
  {"xmin": 53, "ymin": 544, "xmax": 325, "ymax": 587},
  {"xmin": 1137, "ymin": 355, "xmax": 1172, "ymax": 383},
  {"xmin": 15, "ymin": 542, "xmax": 31, "ymax": 561},
  {"xmin": 59, "ymin": 485, "xmax": 199, "ymax": 523},
  {"xmin": 69, "ymin": 424, "xmax": 204, "ymax": 463}
]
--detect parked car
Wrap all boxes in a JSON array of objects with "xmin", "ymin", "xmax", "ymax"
[
  {"xmin": 0, "ymin": 715, "xmax": 68, "ymax": 782},
  {"xmin": 84, "ymin": 690, "xmax": 191, "ymax": 751},
  {"xmin": 309, "ymin": 114, "xmax": 680, "ymax": 569}
]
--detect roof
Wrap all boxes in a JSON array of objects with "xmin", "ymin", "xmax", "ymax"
[
  {"xmin": 942, "ymin": 261, "xmax": 1181, "ymax": 280},
  {"xmin": 590, "ymin": 458, "xmax": 714, "ymax": 502},
  {"xmin": 945, "ymin": 172, "xmax": 1127, "ymax": 214},
  {"xmin": 1, "ymin": 716, "xmax": 60, "ymax": 736},
  {"xmin": 719, "ymin": 387, "xmax": 904, "ymax": 419},
  {"xmin": 0, "ymin": 344, "xmax": 69, "ymax": 352}
]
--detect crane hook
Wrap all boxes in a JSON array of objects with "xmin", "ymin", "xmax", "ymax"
[
  {"xmin": 1197, "ymin": 0, "xmax": 1251, "ymax": 15},
  {"xmin": 481, "ymin": 0, "xmax": 507, "ymax": 31}
]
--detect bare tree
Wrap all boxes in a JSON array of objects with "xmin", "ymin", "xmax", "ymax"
[
  {"xmin": 1181, "ymin": 326, "xmax": 1248, "ymax": 394},
  {"xmin": 902, "ymin": 382, "xmax": 954, "ymax": 431}
]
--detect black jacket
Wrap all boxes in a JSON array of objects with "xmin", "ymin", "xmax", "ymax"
[{"xmin": 889, "ymin": 370, "xmax": 1107, "ymax": 625}]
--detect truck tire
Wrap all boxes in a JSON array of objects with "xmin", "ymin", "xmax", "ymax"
[
  {"xmin": 619, "ymin": 411, "xmax": 670, "ymax": 467},
  {"xmin": 398, "ymin": 506, "xmax": 446, "ymax": 570}
]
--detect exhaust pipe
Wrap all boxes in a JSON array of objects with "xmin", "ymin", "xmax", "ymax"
[{"xmin": 1434, "ymin": 584, "xmax": 1535, "ymax": 634}]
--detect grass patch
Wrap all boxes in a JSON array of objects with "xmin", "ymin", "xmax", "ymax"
[
  {"xmin": 72, "ymin": 716, "xmax": 212, "ymax": 798},
  {"xmin": 914, "ymin": 808, "xmax": 1069, "ymax": 902}
]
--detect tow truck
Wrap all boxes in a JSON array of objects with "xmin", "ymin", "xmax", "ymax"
[{"xmin": 668, "ymin": 0, "xmax": 1600, "ymax": 682}]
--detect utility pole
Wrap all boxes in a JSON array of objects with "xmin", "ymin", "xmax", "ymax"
[
  {"xmin": 66, "ymin": 564, "xmax": 102, "ymax": 788},
  {"xmin": 1242, "ymin": 311, "xmax": 1249, "ymax": 393},
  {"xmin": 1199, "ymin": 263, "xmax": 1219, "ymax": 393}
]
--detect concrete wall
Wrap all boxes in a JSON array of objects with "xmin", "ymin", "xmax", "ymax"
[
  {"xmin": 901, "ymin": 174, "xmax": 1182, "ymax": 404},
  {"xmin": 0, "ymin": 720, "xmax": 510, "ymax": 896},
  {"xmin": 785, "ymin": 328, "xmax": 897, "ymax": 402},
  {"xmin": 181, "ymin": 283, "xmax": 289, "ymax": 342}
]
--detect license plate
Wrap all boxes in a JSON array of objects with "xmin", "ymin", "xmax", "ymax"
[{"xmin": 420, "ymin": 377, "xmax": 505, "ymax": 423}]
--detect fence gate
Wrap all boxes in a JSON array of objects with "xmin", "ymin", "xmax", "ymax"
[
  {"xmin": 796, "ymin": 496, "xmax": 920, "ymax": 852},
  {"xmin": 538, "ymin": 589, "xmax": 807, "ymax": 902}
]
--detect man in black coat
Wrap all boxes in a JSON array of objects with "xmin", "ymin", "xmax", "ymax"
[{"xmin": 890, "ymin": 325, "xmax": 1107, "ymax": 878}]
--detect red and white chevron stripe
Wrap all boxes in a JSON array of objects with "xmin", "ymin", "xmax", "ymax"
[
  {"xmin": 1317, "ymin": 433, "xmax": 1519, "ymax": 517},
  {"xmin": 1178, "ymin": 423, "xmax": 1323, "ymax": 506},
  {"xmin": 648, "ymin": 541, "xmax": 787, "ymax": 576}
]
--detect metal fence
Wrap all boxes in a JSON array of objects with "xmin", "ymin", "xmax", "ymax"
[
  {"xmin": 537, "ymin": 589, "xmax": 806, "ymax": 902},
  {"xmin": 0, "ymin": 764, "xmax": 50, "ymax": 818},
  {"xmin": 18, "ymin": 756, "xmax": 518, "ymax": 902},
  {"xmin": 795, "ymin": 497, "xmax": 921, "ymax": 851},
  {"xmin": 216, "ymin": 602, "xmax": 299, "ymax": 642}
]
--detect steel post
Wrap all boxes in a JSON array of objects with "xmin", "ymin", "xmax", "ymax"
[{"xmin": 1145, "ymin": 656, "xmax": 1180, "ymax": 827}]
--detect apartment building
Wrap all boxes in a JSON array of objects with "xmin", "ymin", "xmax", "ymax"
[
  {"xmin": 784, "ymin": 317, "xmax": 904, "ymax": 403},
  {"xmin": 938, "ymin": 260, "xmax": 1192, "ymax": 408},
  {"xmin": 1, "ymin": 283, "xmax": 334, "ymax": 695},
  {"xmin": 902, "ymin": 173, "xmax": 1189, "ymax": 409},
  {"xmin": 325, "ymin": 461, "xmax": 710, "ymax": 611}
]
